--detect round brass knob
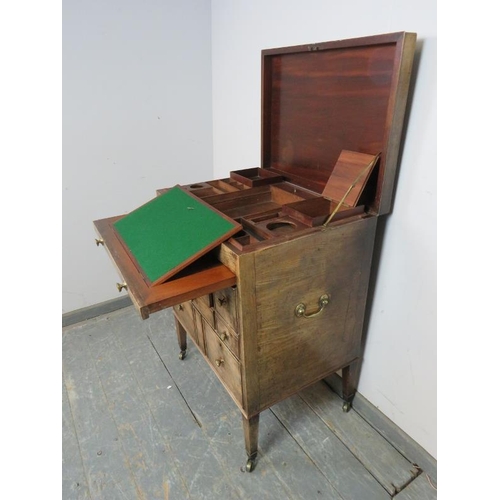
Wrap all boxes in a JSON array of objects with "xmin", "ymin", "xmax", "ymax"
[
  {"xmin": 95, "ymin": 238, "xmax": 104, "ymax": 246},
  {"xmin": 178, "ymin": 304, "xmax": 184, "ymax": 311},
  {"xmin": 215, "ymin": 359, "xmax": 224, "ymax": 367},
  {"xmin": 219, "ymin": 332, "xmax": 228, "ymax": 342},
  {"xmin": 217, "ymin": 296, "xmax": 228, "ymax": 307},
  {"xmin": 116, "ymin": 282, "xmax": 128, "ymax": 292}
]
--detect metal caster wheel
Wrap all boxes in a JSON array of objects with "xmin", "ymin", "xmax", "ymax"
[
  {"xmin": 178, "ymin": 350, "xmax": 186, "ymax": 360},
  {"xmin": 342, "ymin": 401, "xmax": 352, "ymax": 413},
  {"xmin": 245, "ymin": 458, "xmax": 256, "ymax": 473}
]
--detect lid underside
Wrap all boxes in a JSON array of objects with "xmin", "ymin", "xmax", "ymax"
[{"xmin": 262, "ymin": 32, "xmax": 416, "ymax": 213}]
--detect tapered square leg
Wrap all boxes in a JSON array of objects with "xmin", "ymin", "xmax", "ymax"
[
  {"xmin": 175, "ymin": 317, "xmax": 187, "ymax": 360},
  {"xmin": 242, "ymin": 414, "xmax": 260, "ymax": 472},
  {"xmin": 342, "ymin": 359, "xmax": 360, "ymax": 412}
]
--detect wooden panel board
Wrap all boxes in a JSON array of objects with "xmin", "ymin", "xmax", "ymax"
[
  {"xmin": 113, "ymin": 185, "xmax": 241, "ymax": 286},
  {"xmin": 85, "ymin": 311, "xmax": 239, "ymax": 499},
  {"xmin": 324, "ymin": 372, "xmax": 437, "ymax": 483},
  {"xmin": 300, "ymin": 382, "xmax": 419, "ymax": 496},
  {"xmin": 62, "ymin": 376, "xmax": 91, "ymax": 499},
  {"xmin": 272, "ymin": 395, "xmax": 390, "ymax": 500},
  {"xmin": 394, "ymin": 474, "xmax": 437, "ymax": 500},
  {"xmin": 322, "ymin": 150, "xmax": 378, "ymax": 206},
  {"xmin": 62, "ymin": 325, "xmax": 145, "ymax": 499}
]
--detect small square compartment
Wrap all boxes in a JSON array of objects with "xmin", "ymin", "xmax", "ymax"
[
  {"xmin": 230, "ymin": 167, "xmax": 284, "ymax": 187},
  {"xmin": 282, "ymin": 198, "xmax": 365, "ymax": 226}
]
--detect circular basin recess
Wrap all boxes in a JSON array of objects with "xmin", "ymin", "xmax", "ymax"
[
  {"xmin": 266, "ymin": 221, "xmax": 296, "ymax": 233},
  {"xmin": 189, "ymin": 184, "xmax": 204, "ymax": 189}
]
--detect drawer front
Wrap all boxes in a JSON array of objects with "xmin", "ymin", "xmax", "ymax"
[
  {"xmin": 213, "ymin": 286, "xmax": 239, "ymax": 331},
  {"xmin": 192, "ymin": 307, "xmax": 206, "ymax": 354},
  {"xmin": 173, "ymin": 301, "xmax": 196, "ymax": 337},
  {"xmin": 214, "ymin": 313, "xmax": 239, "ymax": 359},
  {"xmin": 193, "ymin": 294, "xmax": 215, "ymax": 329},
  {"xmin": 204, "ymin": 321, "xmax": 242, "ymax": 403}
]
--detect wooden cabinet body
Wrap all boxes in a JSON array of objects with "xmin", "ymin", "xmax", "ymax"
[
  {"xmin": 174, "ymin": 215, "xmax": 377, "ymax": 416},
  {"xmin": 94, "ymin": 32, "xmax": 416, "ymax": 471}
]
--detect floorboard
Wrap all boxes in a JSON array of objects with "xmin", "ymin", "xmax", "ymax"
[
  {"xmin": 62, "ymin": 324, "xmax": 143, "ymax": 499},
  {"xmin": 147, "ymin": 309, "xmax": 343, "ymax": 500},
  {"xmin": 271, "ymin": 395, "xmax": 390, "ymax": 500},
  {"xmin": 300, "ymin": 382, "xmax": 419, "ymax": 496},
  {"xmin": 394, "ymin": 473, "xmax": 437, "ymax": 500},
  {"xmin": 62, "ymin": 375, "xmax": 91, "ymax": 499},
  {"xmin": 63, "ymin": 306, "xmax": 436, "ymax": 500}
]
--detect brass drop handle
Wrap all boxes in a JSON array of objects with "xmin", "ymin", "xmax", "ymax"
[
  {"xmin": 217, "ymin": 296, "xmax": 228, "ymax": 307},
  {"xmin": 215, "ymin": 359, "xmax": 224, "ymax": 367},
  {"xmin": 95, "ymin": 238, "xmax": 104, "ymax": 246},
  {"xmin": 295, "ymin": 294, "xmax": 330, "ymax": 319},
  {"xmin": 219, "ymin": 331, "xmax": 228, "ymax": 341},
  {"xmin": 116, "ymin": 282, "xmax": 128, "ymax": 292}
]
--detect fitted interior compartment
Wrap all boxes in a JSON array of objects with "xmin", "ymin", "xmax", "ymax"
[
  {"xmin": 207, "ymin": 179, "xmax": 246, "ymax": 193},
  {"xmin": 241, "ymin": 213, "xmax": 308, "ymax": 240},
  {"xmin": 230, "ymin": 167, "xmax": 284, "ymax": 187},
  {"xmin": 282, "ymin": 197, "xmax": 366, "ymax": 227},
  {"xmin": 204, "ymin": 183, "xmax": 313, "ymax": 219}
]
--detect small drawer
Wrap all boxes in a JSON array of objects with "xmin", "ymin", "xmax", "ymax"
[
  {"xmin": 214, "ymin": 313, "xmax": 239, "ymax": 359},
  {"xmin": 213, "ymin": 286, "xmax": 239, "ymax": 331},
  {"xmin": 193, "ymin": 294, "xmax": 215, "ymax": 329},
  {"xmin": 192, "ymin": 307, "xmax": 206, "ymax": 354},
  {"xmin": 204, "ymin": 322, "xmax": 242, "ymax": 403},
  {"xmin": 173, "ymin": 301, "xmax": 196, "ymax": 336}
]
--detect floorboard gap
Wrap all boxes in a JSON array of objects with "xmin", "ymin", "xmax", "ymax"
[
  {"xmin": 62, "ymin": 369, "xmax": 93, "ymax": 497},
  {"xmin": 146, "ymin": 333, "xmax": 202, "ymax": 428},
  {"xmin": 270, "ymin": 407, "xmax": 347, "ymax": 500},
  {"xmin": 390, "ymin": 469, "xmax": 423, "ymax": 498},
  {"xmin": 298, "ymin": 390, "xmax": 393, "ymax": 496}
]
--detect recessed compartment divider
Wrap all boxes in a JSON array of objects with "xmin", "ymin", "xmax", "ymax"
[{"xmin": 282, "ymin": 198, "xmax": 366, "ymax": 226}]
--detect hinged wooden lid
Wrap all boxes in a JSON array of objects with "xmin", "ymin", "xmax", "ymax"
[{"xmin": 261, "ymin": 32, "xmax": 416, "ymax": 215}]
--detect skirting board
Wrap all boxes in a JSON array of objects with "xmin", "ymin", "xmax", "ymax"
[
  {"xmin": 62, "ymin": 296, "xmax": 132, "ymax": 328},
  {"xmin": 323, "ymin": 373, "xmax": 437, "ymax": 483}
]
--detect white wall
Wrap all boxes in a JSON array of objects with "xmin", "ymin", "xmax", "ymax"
[
  {"xmin": 63, "ymin": 0, "xmax": 213, "ymax": 312},
  {"xmin": 211, "ymin": 0, "xmax": 436, "ymax": 457}
]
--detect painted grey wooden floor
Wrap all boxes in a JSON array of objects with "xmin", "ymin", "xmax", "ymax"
[{"xmin": 62, "ymin": 306, "xmax": 437, "ymax": 500}]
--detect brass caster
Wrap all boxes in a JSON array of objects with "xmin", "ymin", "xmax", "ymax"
[
  {"xmin": 342, "ymin": 401, "xmax": 352, "ymax": 413},
  {"xmin": 179, "ymin": 350, "xmax": 186, "ymax": 361},
  {"xmin": 245, "ymin": 458, "xmax": 256, "ymax": 473}
]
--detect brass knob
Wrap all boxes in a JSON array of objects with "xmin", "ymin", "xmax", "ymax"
[
  {"xmin": 95, "ymin": 238, "xmax": 104, "ymax": 246},
  {"xmin": 178, "ymin": 304, "xmax": 184, "ymax": 311},
  {"xmin": 215, "ymin": 359, "xmax": 224, "ymax": 367},
  {"xmin": 220, "ymin": 332, "xmax": 228, "ymax": 341},
  {"xmin": 116, "ymin": 282, "xmax": 128, "ymax": 292},
  {"xmin": 217, "ymin": 296, "xmax": 228, "ymax": 307}
]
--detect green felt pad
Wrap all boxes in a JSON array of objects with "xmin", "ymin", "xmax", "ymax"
[{"xmin": 113, "ymin": 186, "xmax": 238, "ymax": 283}]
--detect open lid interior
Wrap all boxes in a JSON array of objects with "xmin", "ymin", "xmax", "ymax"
[{"xmin": 261, "ymin": 32, "xmax": 416, "ymax": 214}]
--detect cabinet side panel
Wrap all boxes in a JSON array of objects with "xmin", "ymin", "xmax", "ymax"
[
  {"xmin": 236, "ymin": 252, "xmax": 260, "ymax": 417},
  {"xmin": 254, "ymin": 217, "xmax": 377, "ymax": 411}
]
